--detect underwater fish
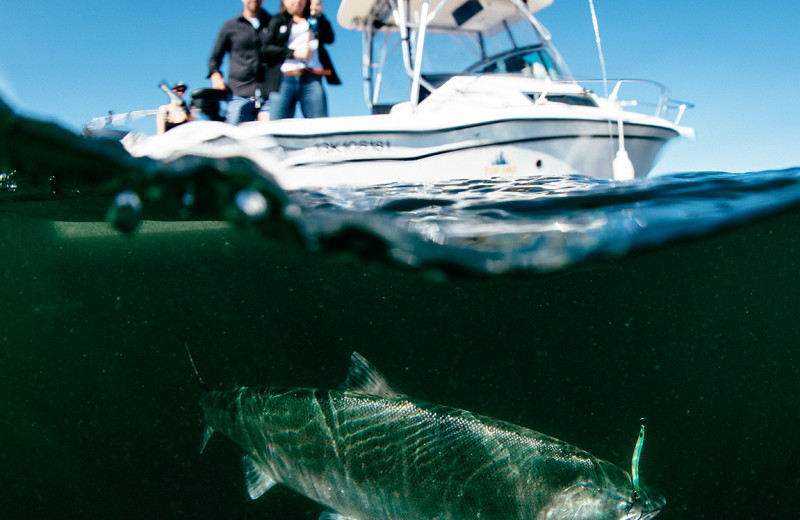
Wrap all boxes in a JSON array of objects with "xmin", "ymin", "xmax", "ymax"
[{"xmin": 193, "ymin": 352, "xmax": 665, "ymax": 520}]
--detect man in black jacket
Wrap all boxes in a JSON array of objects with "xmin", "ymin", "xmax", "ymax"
[{"xmin": 208, "ymin": 0, "xmax": 280, "ymax": 124}]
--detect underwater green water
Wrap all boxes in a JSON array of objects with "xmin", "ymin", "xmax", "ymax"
[{"xmin": 1, "ymin": 198, "xmax": 798, "ymax": 519}]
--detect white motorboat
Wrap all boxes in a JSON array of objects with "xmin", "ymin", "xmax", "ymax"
[{"xmin": 125, "ymin": 0, "xmax": 694, "ymax": 189}]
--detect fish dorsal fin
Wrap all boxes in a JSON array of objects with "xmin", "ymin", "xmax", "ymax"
[
  {"xmin": 342, "ymin": 352, "xmax": 404, "ymax": 399},
  {"xmin": 200, "ymin": 423, "xmax": 215, "ymax": 454},
  {"xmin": 242, "ymin": 455, "xmax": 277, "ymax": 500},
  {"xmin": 320, "ymin": 513, "xmax": 360, "ymax": 520}
]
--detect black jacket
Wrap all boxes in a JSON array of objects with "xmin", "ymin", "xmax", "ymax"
[
  {"xmin": 262, "ymin": 12, "xmax": 341, "ymax": 85},
  {"xmin": 207, "ymin": 10, "xmax": 283, "ymax": 97}
]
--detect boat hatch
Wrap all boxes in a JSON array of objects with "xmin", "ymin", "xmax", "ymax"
[{"xmin": 525, "ymin": 92, "xmax": 598, "ymax": 107}]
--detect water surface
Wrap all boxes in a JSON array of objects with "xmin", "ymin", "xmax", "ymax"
[{"xmin": 1, "ymin": 100, "xmax": 798, "ymax": 519}]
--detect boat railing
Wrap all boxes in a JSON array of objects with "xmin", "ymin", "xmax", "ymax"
[
  {"xmin": 83, "ymin": 109, "xmax": 160, "ymax": 136},
  {"xmin": 577, "ymin": 78, "xmax": 693, "ymax": 125}
]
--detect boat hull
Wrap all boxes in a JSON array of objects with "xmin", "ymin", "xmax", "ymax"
[
  {"xmin": 264, "ymin": 117, "xmax": 677, "ymax": 188},
  {"xmin": 126, "ymin": 113, "xmax": 681, "ymax": 190}
]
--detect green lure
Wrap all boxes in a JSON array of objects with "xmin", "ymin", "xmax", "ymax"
[{"xmin": 631, "ymin": 418, "xmax": 646, "ymax": 498}]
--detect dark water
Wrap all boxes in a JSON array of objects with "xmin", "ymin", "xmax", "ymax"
[{"xmin": 2, "ymin": 99, "xmax": 799, "ymax": 519}]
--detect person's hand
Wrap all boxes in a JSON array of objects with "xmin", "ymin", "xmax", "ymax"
[
  {"xmin": 310, "ymin": 0, "xmax": 322, "ymax": 16},
  {"xmin": 210, "ymin": 71, "xmax": 227, "ymax": 90},
  {"xmin": 293, "ymin": 45, "xmax": 311, "ymax": 61}
]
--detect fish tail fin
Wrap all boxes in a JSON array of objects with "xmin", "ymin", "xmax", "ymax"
[{"xmin": 184, "ymin": 343, "xmax": 214, "ymax": 452}]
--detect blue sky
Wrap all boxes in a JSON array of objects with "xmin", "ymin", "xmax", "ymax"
[{"xmin": 1, "ymin": 0, "xmax": 797, "ymax": 175}]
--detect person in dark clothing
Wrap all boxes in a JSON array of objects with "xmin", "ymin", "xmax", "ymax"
[
  {"xmin": 262, "ymin": 0, "xmax": 340, "ymax": 119},
  {"xmin": 208, "ymin": 0, "xmax": 280, "ymax": 124}
]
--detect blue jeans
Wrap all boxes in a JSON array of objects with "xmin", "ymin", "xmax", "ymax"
[
  {"xmin": 270, "ymin": 74, "xmax": 328, "ymax": 120},
  {"xmin": 225, "ymin": 95, "xmax": 270, "ymax": 125}
]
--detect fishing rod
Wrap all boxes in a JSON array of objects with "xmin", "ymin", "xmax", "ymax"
[
  {"xmin": 158, "ymin": 81, "xmax": 192, "ymax": 117},
  {"xmin": 84, "ymin": 81, "xmax": 192, "ymax": 134}
]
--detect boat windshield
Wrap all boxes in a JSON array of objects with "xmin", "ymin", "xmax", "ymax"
[
  {"xmin": 419, "ymin": 18, "xmax": 545, "ymax": 74},
  {"xmin": 464, "ymin": 45, "xmax": 563, "ymax": 79},
  {"xmin": 365, "ymin": 16, "xmax": 565, "ymax": 109}
]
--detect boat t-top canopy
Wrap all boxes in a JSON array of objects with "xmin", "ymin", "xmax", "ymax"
[
  {"xmin": 336, "ymin": 0, "xmax": 562, "ymax": 111},
  {"xmin": 338, "ymin": 0, "xmax": 554, "ymax": 34}
]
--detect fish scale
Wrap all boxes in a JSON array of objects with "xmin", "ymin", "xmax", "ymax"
[{"xmin": 196, "ymin": 353, "xmax": 665, "ymax": 520}]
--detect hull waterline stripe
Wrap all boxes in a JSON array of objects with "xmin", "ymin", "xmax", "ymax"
[
  {"xmin": 286, "ymin": 133, "xmax": 674, "ymax": 168},
  {"xmin": 267, "ymin": 117, "xmax": 681, "ymax": 141}
]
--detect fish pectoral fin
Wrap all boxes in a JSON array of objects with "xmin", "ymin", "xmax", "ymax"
[
  {"xmin": 242, "ymin": 456, "xmax": 277, "ymax": 500},
  {"xmin": 320, "ymin": 512, "xmax": 360, "ymax": 520},
  {"xmin": 341, "ymin": 351, "xmax": 404, "ymax": 399}
]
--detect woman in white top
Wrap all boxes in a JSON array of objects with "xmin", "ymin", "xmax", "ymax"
[{"xmin": 262, "ymin": 0, "xmax": 339, "ymax": 119}]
